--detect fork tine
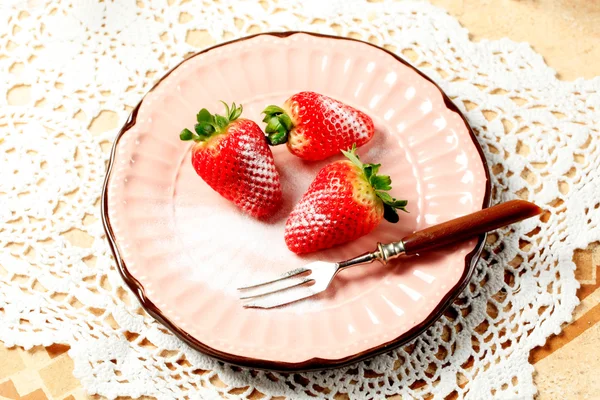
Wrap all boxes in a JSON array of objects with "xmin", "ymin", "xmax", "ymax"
[
  {"xmin": 237, "ymin": 266, "xmax": 310, "ymax": 291},
  {"xmin": 238, "ymin": 276, "xmax": 313, "ymax": 300},
  {"xmin": 242, "ymin": 284, "xmax": 320, "ymax": 309}
]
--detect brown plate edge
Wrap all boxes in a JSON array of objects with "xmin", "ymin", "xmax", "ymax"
[{"xmin": 100, "ymin": 31, "xmax": 492, "ymax": 372}]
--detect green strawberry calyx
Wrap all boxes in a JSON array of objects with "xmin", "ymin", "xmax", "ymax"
[
  {"xmin": 262, "ymin": 105, "xmax": 294, "ymax": 146},
  {"xmin": 342, "ymin": 144, "xmax": 409, "ymax": 223},
  {"xmin": 180, "ymin": 101, "xmax": 243, "ymax": 142}
]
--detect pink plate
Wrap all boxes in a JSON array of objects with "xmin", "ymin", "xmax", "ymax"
[{"xmin": 102, "ymin": 32, "xmax": 490, "ymax": 370}]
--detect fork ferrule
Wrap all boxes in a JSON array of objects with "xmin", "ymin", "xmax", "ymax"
[{"xmin": 377, "ymin": 241, "xmax": 405, "ymax": 264}]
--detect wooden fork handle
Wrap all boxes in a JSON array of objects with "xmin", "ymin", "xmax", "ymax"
[{"xmin": 401, "ymin": 200, "xmax": 542, "ymax": 256}]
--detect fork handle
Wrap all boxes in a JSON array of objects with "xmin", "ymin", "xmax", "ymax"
[{"xmin": 400, "ymin": 200, "xmax": 542, "ymax": 256}]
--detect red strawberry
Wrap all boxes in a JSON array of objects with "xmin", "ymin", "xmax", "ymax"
[
  {"xmin": 262, "ymin": 91, "xmax": 375, "ymax": 161},
  {"xmin": 180, "ymin": 102, "xmax": 283, "ymax": 219},
  {"xmin": 285, "ymin": 146, "xmax": 407, "ymax": 254}
]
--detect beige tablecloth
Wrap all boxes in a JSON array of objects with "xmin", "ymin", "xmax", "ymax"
[{"xmin": 1, "ymin": 1, "xmax": 599, "ymax": 399}]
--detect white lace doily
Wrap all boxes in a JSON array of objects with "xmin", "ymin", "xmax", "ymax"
[{"xmin": 1, "ymin": 1, "xmax": 598, "ymax": 398}]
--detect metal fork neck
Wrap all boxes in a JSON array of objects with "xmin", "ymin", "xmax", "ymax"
[
  {"xmin": 337, "ymin": 252, "xmax": 378, "ymax": 269},
  {"xmin": 337, "ymin": 241, "xmax": 405, "ymax": 270}
]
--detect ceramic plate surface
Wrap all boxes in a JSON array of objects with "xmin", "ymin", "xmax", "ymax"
[{"xmin": 103, "ymin": 32, "xmax": 490, "ymax": 370}]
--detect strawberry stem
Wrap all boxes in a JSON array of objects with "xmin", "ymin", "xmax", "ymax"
[
  {"xmin": 180, "ymin": 102, "xmax": 243, "ymax": 142},
  {"xmin": 262, "ymin": 105, "xmax": 294, "ymax": 145},
  {"xmin": 342, "ymin": 144, "xmax": 408, "ymax": 223}
]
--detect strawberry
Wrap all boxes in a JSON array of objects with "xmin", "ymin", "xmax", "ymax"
[
  {"xmin": 285, "ymin": 145, "xmax": 407, "ymax": 254},
  {"xmin": 180, "ymin": 102, "xmax": 283, "ymax": 219},
  {"xmin": 262, "ymin": 91, "xmax": 375, "ymax": 161}
]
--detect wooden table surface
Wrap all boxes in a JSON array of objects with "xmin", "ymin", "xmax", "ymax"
[{"xmin": 1, "ymin": 1, "xmax": 599, "ymax": 399}]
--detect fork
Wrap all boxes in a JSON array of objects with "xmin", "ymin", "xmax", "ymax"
[{"xmin": 238, "ymin": 200, "xmax": 542, "ymax": 309}]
